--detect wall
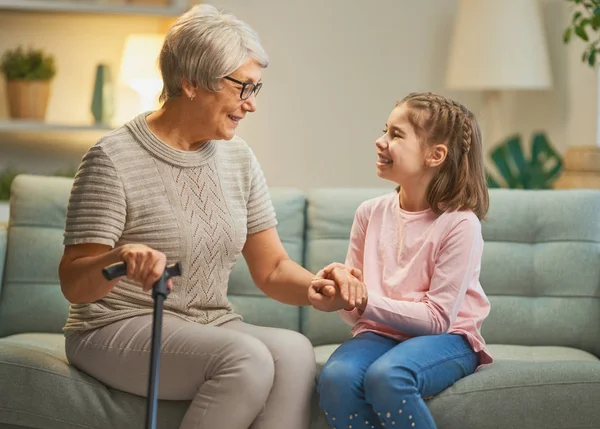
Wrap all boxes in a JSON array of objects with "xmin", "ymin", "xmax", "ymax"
[{"xmin": 0, "ymin": 0, "xmax": 596, "ymax": 189}]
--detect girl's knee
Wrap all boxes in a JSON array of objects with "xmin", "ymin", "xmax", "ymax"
[
  {"xmin": 364, "ymin": 361, "xmax": 415, "ymax": 404},
  {"xmin": 318, "ymin": 360, "xmax": 355, "ymax": 394}
]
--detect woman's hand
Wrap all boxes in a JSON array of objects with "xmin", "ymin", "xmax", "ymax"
[
  {"xmin": 311, "ymin": 263, "xmax": 366, "ymax": 308},
  {"xmin": 119, "ymin": 244, "xmax": 173, "ymax": 292},
  {"xmin": 308, "ymin": 281, "xmax": 351, "ymax": 312}
]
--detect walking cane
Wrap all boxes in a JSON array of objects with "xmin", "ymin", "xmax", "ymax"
[{"xmin": 102, "ymin": 261, "xmax": 182, "ymax": 429}]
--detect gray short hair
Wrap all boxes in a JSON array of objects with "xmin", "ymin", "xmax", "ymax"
[{"xmin": 159, "ymin": 4, "xmax": 269, "ymax": 102}]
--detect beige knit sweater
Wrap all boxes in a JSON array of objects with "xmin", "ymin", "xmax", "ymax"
[{"xmin": 62, "ymin": 113, "xmax": 277, "ymax": 334}]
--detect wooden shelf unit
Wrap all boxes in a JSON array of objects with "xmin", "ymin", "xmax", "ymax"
[{"xmin": 0, "ymin": 0, "xmax": 188, "ymax": 16}]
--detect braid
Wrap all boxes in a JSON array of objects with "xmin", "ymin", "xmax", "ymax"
[
  {"xmin": 399, "ymin": 92, "xmax": 472, "ymax": 155},
  {"xmin": 395, "ymin": 91, "xmax": 488, "ymax": 220}
]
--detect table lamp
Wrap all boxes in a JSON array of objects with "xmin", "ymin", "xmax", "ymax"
[
  {"xmin": 119, "ymin": 34, "xmax": 165, "ymax": 114},
  {"xmin": 445, "ymin": 0, "xmax": 553, "ymax": 148}
]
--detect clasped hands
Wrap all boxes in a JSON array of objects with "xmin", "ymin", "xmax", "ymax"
[{"xmin": 308, "ymin": 262, "xmax": 368, "ymax": 313}]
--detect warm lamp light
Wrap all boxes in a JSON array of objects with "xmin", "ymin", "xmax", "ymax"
[{"xmin": 119, "ymin": 34, "xmax": 165, "ymax": 113}]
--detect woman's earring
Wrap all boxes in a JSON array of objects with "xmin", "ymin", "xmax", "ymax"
[{"xmin": 190, "ymin": 94, "xmax": 195, "ymax": 101}]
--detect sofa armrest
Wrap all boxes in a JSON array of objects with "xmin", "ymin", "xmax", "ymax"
[{"xmin": 0, "ymin": 224, "xmax": 6, "ymax": 286}]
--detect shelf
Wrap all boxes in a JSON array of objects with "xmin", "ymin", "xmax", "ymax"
[
  {"xmin": 0, "ymin": 0, "xmax": 187, "ymax": 16},
  {"xmin": 0, "ymin": 119, "xmax": 116, "ymax": 145},
  {"xmin": 0, "ymin": 119, "xmax": 113, "ymax": 133}
]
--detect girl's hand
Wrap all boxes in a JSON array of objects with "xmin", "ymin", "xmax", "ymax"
[
  {"xmin": 118, "ymin": 244, "xmax": 174, "ymax": 292},
  {"xmin": 326, "ymin": 266, "xmax": 367, "ymax": 309},
  {"xmin": 312, "ymin": 263, "xmax": 366, "ymax": 307}
]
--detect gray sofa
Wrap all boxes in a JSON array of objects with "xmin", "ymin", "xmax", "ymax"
[{"xmin": 0, "ymin": 174, "xmax": 599, "ymax": 429}]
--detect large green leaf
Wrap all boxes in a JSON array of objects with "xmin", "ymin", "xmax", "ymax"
[{"xmin": 485, "ymin": 133, "xmax": 563, "ymax": 189}]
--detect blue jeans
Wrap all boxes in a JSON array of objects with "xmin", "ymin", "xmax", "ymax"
[{"xmin": 317, "ymin": 332, "xmax": 479, "ymax": 429}]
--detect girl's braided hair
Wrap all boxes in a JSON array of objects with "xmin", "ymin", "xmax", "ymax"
[{"xmin": 396, "ymin": 92, "xmax": 489, "ymax": 220}]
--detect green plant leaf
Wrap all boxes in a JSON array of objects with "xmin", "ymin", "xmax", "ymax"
[
  {"xmin": 0, "ymin": 168, "xmax": 21, "ymax": 201},
  {"xmin": 563, "ymin": 27, "xmax": 572, "ymax": 43},
  {"xmin": 485, "ymin": 171, "xmax": 501, "ymax": 188},
  {"xmin": 487, "ymin": 133, "xmax": 563, "ymax": 190},
  {"xmin": 530, "ymin": 133, "xmax": 563, "ymax": 187},
  {"xmin": 589, "ymin": 49, "xmax": 598, "ymax": 66},
  {"xmin": 593, "ymin": 12, "xmax": 600, "ymax": 29},
  {"xmin": 575, "ymin": 25, "xmax": 590, "ymax": 41},
  {"xmin": 0, "ymin": 45, "xmax": 56, "ymax": 81},
  {"xmin": 573, "ymin": 11, "xmax": 583, "ymax": 23},
  {"xmin": 506, "ymin": 136, "xmax": 530, "ymax": 187},
  {"xmin": 583, "ymin": 51, "xmax": 589, "ymax": 62},
  {"xmin": 490, "ymin": 136, "xmax": 522, "ymax": 188}
]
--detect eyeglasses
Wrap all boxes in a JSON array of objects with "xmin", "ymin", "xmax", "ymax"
[{"xmin": 223, "ymin": 76, "xmax": 262, "ymax": 100}]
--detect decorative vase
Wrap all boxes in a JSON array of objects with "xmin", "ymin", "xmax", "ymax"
[
  {"xmin": 6, "ymin": 79, "xmax": 51, "ymax": 120},
  {"xmin": 91, "ymin": 63, "xmax": 115, "ymax": 125}
]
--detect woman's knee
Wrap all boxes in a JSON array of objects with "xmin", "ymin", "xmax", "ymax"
[
  {"xmin": 225, "ymin": 334, "xmax": 275, "ymax": 396},
  {"xmin": 271, "ymin": 330, "xmax": 316, "ymax": 375}
]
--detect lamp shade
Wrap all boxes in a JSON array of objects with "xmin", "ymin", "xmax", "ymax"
[
  {"xmin": 119, "ymin": 33, "xmax": 164, "ymax": 87},
  {"xmin": 446, "ymin": 0, "xmax": 552, "ymax": 90}
]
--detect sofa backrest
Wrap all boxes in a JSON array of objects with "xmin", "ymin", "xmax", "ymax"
[
  {"xmin": 0, "ymin": 175, "xmax": 307, "ymax": 337},
  {"xmin": 1, "ymin": 175, "xmax": 599, "ymax": 358},
  {"xmin": 227, "ymin": 188, "xmax": 306, "ymax": 332},
  {"xmin": 0, "ymin": 175, "xmax": 72, "ymax": 337},
  {"xmin": 0, "ymin": 225, "xmax": 6, "ymax": 303},
  {"xmin": 478, "ymin": 188, "xmax": 600, "ymax": 357},
  {"xmin": 302, "ymin": 188, "xmax": 600, "ymax": 357},
  {"xmin": 301, "ymin": 188, "xmax": 389, "ymax": 345}
]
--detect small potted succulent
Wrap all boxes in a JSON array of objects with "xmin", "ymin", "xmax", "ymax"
[{"xmin": 0, "ymin": 46, "xmax": 56, "ymax": 120}]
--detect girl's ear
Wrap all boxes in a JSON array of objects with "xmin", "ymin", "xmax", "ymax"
[{"xmin": 426, "ymin": 144, "xmax": 448, "ymax": 168}]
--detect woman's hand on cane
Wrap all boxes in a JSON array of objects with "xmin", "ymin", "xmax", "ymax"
[{"xmin": 119, "ymin": 244, "xmax": 174, "ymax": 292}]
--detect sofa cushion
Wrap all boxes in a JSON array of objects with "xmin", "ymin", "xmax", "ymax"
[
  {"xmin": 312, "ymin": 343, "xmax": 600, "ymax": 429},
  {"xmin": 427, "ymin": 359, "xmax": 600, "ymax": 429},
  {"xmin": 0, "ymin": 333, "xmax": 188, "ymax": 429},
  {"xmin": 485, "ymin": 344, "xmax": 600, "ymax": 362},
  {"xmin": 313, "ymin": 343, "xmax": 599, "ymax": 374}
]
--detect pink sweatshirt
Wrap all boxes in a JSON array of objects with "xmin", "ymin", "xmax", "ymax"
[{"xmin": 338, "ymin": 192, "xmax": 493, "ymax": 367}]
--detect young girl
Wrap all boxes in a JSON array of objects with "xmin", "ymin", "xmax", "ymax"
[{"xmin": 308, "ymin": 92, "xmax": 493, "ymax": 429}]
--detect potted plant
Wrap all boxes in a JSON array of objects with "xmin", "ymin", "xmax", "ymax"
[
  {"xmin": 0, "ymin": 168, "xmax": 19, "ymax": 224},
  {"xmin": 563, "ymin": 0, "xmax": 600, "ymax": 67},
  {"xmin": 554, "ymin": 0, "xmax": 600, "ymax": 188},
  {"xmin": 486, "ymin": 133, "xmax": 563, "ymax": 189},
  {"xmin": 0, "ymin": 46, "xmax": 56, "ymax": 120}
]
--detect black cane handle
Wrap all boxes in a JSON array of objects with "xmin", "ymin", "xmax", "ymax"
[{"xmin": 102, "ymin": 262, "xmax": 182, "ymax": 281}]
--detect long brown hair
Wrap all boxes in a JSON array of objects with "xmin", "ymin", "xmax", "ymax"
[{"xmin": 396, "ymin": 92, "xmax": 489, "ymax": 220}]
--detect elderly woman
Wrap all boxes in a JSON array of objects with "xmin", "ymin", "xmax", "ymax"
[{"xmin": 58, "ymin": 4, "xmax": 334, "ymax": 429}]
